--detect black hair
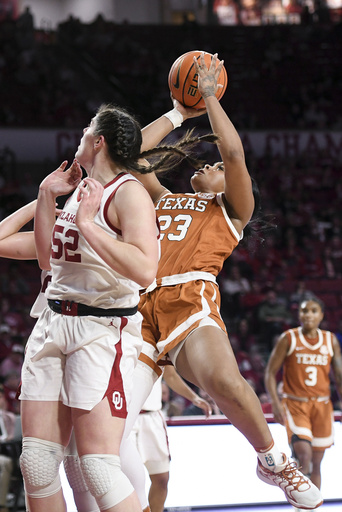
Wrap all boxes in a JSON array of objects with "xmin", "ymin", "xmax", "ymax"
[
  {"xmin": 141, "ymin": 129, "xmax": 219, "ymax": 174},
  {"xmin": 241, "ymin": 177, "xmax": 277, "ymax": 248},
  {"xmin": 94, "ymin": 104, "xmax": 143, "ymax": 171},
  {"xmin": 299, "ymin": 296, "xmax": 325, "ymax": 312},
  {"xmin": 94, "ymin": 104, "xmax": 218, "ymax": 175}
]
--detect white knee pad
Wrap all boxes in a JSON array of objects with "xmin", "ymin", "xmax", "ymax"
[
  {"xmin": 64, "ymin": 454, "xmax": 88, "ymax": 494},
  {"xmin": 64, "ymin": 455, "xmax": 98, "ymax": 512},
  {"xmin": 20, "ymin": 437, "xmax": 64, "ymax": 498},
  {"xmin": 80, "ymin": 454, "xmax": 134, "ymax": 510}
]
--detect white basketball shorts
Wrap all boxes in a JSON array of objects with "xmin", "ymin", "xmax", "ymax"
[{"xmin": 20, "ymin": 306, "xmax": 143, "ymax": 417}]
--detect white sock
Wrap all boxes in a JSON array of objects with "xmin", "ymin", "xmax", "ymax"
[{"xmin": 256, "ymin": 441, "xmax": 283, "ymax": 470}]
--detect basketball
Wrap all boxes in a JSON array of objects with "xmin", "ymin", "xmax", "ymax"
[{"xmin": 168, "ymin": 50, "xmax": 228, "ymax": 109}]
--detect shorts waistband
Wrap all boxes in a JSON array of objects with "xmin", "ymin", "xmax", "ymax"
[
  {"xmin": 143, "ymin": 271, "xmax": 217, "ymax": 294},
  {"xmin": 283, "ymin": 393, "xmax": 330, "ymax": 403},
  {"xmin": 48, "ymin": 299, "xmax": 138, "ymax": 317}
]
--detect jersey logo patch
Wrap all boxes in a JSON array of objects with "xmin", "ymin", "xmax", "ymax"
[
  {"xmin": 265, "ymin": 454, "xmax": 275, "ymax": 467},
  {"xmin": 112, "ymin": 391, "xmax": 123, "ymax": 410}
]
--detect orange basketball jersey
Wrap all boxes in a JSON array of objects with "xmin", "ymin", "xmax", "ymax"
[
  {"xmin": 283, "ymin": 327, "xmax": 334, "ymax": 399},
  {"xmin": 155, "ymin": 191, "xmax": 240, "ymax": 279}
]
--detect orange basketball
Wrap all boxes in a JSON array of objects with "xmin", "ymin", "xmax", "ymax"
[{"xmin": 168, "ymin": 50, "xmax": 228, "ymax": 109}]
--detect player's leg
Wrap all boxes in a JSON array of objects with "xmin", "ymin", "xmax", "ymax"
[
  {"xmin": 141, "ymin": 411, "xmax": 171, "ymax": 512},
  {"xmin": 120, "ymin": 358, "xmax": 161, "ymax": 510},
  {"xmin": 175, "ymin": 326, "xmax": 274, "ymax": 449},
  {"xmin": 121, "ymin": 435, "xmax": 149, "ymax": 511},
  {"xmin": 20, "ymin": 400, "xmax": 72, "ymax": 512},
  {"xmin": 73, "ymin": 398, "xmax": 141, "ymax": 512},
  {"xmin": 292, "ymin": 437, "xmax": 313, "ymax": 477},
  {"xmin": 311, "ymin": 450, "xmax": 325, "ymax": 489},
  {"xmin": 123, "ymin": 359, "xmax": 160, "ymax": 439},
  {"xmin": 174, "ymin": 326, "xmax": 322, "ymax": 510},
  {"xmin": 63, "ymin": 430, "xmax": 99, "ymax": 512},
  {"xmin": 310, "ymin": 400, "xmax": 334, "ymax": 489},
  {"xmin": 148, "ymin": 472, "xmax": 169, "ymax": 512}
]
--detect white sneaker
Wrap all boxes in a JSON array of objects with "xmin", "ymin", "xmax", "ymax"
[{"xmin": 257, "ymin": 453, "xmax": 323, "ymax": 509}]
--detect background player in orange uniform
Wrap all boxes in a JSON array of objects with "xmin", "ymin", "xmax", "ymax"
[
  {"xmin": 134, "ymin": 52, "xmax": 323, "ymax": 510},
  {"xmin": 265, "ymin": 297, "xmax": 342, "ymax": 511}
]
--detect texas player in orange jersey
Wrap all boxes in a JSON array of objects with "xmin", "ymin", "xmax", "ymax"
[
  {"xmin": 265, "ymin": 297, "xmax": 342, "ymax": 502},
  {"xmin": 134, "ymin": 52, "xmax": 322, "ymax": 511}
]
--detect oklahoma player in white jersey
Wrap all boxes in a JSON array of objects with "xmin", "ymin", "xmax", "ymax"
[
  {"xmin": 18, "ymin": 103, "xmax": 162, "ymax": 512},
  {"xmin": 133, "ymin": 52, "xmax": 323, "ymax": 511},
  {"xmin": 265, "ymin": 298, "xmax": 342, "ymax": 511},
  {"xmin": 0, "ymin": 199, "xmax": 150, "ymax": 512}
]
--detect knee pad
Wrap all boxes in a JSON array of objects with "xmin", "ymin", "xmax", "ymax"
[
  {"xmin": 80, "ymin": 454, "xmax": 134, "ymax": 510},
  {"xmin": 20, "ymin": 437, "xmax": 65, "ymax": 498},
  {"xmin": 64, "ymin": 454, "xmax": 88, "ymax": 494},
  {"xmin": 64, "ymin": 455, "xmax": 98, "ymax": 512}
]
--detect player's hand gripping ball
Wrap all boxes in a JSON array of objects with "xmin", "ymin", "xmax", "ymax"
[{"xmin": 168, "ymin": 50, "xmax": 228, "ymax": 109}]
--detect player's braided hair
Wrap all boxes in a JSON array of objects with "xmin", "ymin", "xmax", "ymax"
[
  {"xmin": 94, "ymin": 104, "xmax": 218, "ymax": 174},
  {"xmin": 140, "ymin": 128, "xmax": 219, "ymax": 174},
  {"xmin": 242, "ymin": 177, "xmax": 277, "ymax": 248},
  {"xmin": 94, "ymin": 104, "xmax": 142, "ymax": 169}
]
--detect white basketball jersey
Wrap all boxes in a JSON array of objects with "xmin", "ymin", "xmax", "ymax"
[
  {"xmin": 30, "ymin": 270, "xmax": 51, "ymax": 318},
  {"xmin": 46, "ymin": 172, "xmax": 142, "ymax": 309}
]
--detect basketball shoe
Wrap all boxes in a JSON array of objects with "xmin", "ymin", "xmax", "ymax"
[{"xmin": 257, "ymin": 454, "xmax": 323, "ymax": 509}]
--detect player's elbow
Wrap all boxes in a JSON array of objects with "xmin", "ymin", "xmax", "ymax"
[
  {"xmin": 136, "ymin": 263, "xmax": 158, "ymax": 289},
  {"xmin": 37, "ymin": 256, "xmax": 51, "ymax": 271}
]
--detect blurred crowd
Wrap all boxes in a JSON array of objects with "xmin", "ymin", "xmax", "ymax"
[
  {"xmin": 0, "ymin": 144, "xmax": 341, "ymax": 417},
  {"xmin": 0, "ymin": 12, "xmax": 342, "ymax": 130},
  {"xmin": 213, "ymin": 0, "xmax": 342, "ymax": 26}
]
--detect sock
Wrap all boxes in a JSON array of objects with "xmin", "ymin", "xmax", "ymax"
[{"xmin": 255, "ymin": 440, "xmax": 283, "ymax": 470}]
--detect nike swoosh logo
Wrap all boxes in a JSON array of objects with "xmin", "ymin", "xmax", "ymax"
[{"xmin": 172, "ymin": 65, "xmax": 181, "ymax": 89}]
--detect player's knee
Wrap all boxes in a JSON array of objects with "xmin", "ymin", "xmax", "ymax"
[
  {"xmin": 150, "ymin": 472, "xmax": 169, "ymax": 493},
  {"xmin": 20, "ymin": 437, "xmax": 65, "ymax": 498},
  {"xmin": 80, "ymin": 454, "xmax": 134, "ymax": 510},
  {"xmin": 64, "ymin": 454, "xmax": 89, "ymax": 493}
]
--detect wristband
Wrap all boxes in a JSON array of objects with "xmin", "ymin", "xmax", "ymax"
[{"xmin": 163, "ymin": 108, "xmax": 184, "ymax": 129}]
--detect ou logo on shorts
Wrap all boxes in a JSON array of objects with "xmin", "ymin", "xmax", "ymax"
[{"xmin": 112, "ymin": 391, "xmax": 123, "ymax": 410}]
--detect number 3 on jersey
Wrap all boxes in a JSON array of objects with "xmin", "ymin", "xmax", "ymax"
[
  {"xmin": 304, "ymin": 365, "xmax": 318, "ymax": 387},
  {"xmin": 158, "ymin": 214, "xmax": 193, "ymax": 241}
]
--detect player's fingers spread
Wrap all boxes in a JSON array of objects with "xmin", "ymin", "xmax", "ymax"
[
  {"xmin": 59, "ymin": 160, "xmax": 68, "ymax": 172},
  {"xmin": 216, "ymin": 60, "xmax": 223, "ymax": 72},
  {"xmin": 78, "ymin": 180, "xmax": 89, "ymax": 195},
  {"xmin": 193, "ymin": 56, "xmax": 200, "ymax": 71},
  {"xmin": 210, "ymin": 53, "xmax": 218, "ymax": 70},
  {"xmin": 200, "ymin": 52, "xmax": 206, "ymax": 69},
  {"xmin": 215, "ymin": 60, "xmax": 224, "ymax": 80},
  {"xmin": 71, "ymin": 158, "xmax": 81, "ymax": 171}
]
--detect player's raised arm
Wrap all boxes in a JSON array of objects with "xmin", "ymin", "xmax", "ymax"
[{"xmin": 195, "ymin": 52, "xmax": 254, "ymax": 232}]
